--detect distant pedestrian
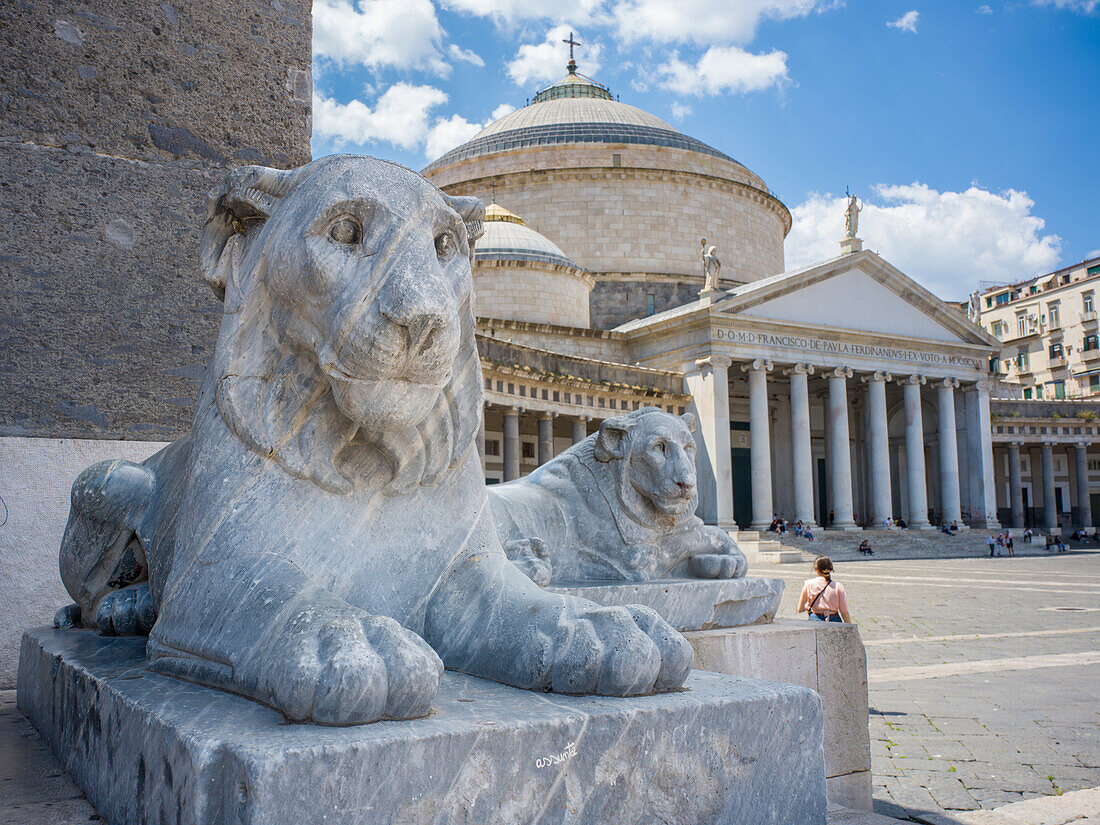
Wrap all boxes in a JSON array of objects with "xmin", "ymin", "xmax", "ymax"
[
  {"xmin": 1024, "ymin": 528, "xmax": 1033, "ymax": 544},
  {"xmin": 1006, "ymin": 533, "xmax": 1014, "ymax": 556},
  {"xmin": 797, "ymin": 556, "xmax": 851, "ymax": 623},
  {"xmin": 858, "ymin": 539, "xmax": 873, "ymax": 556},
  {"xmin": 987, "ymin": 534, "xmax": 996, "ymax": 556}
]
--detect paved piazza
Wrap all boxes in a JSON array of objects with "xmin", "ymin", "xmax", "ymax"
[{"xmin": 769, "ymin": 549, "xmax": 1100, "ymax": 823}]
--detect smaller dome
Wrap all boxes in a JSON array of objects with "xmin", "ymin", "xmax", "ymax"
[
  {"xmin": 532, "ymin": 70, "xmax": 613, "ymax": 104},
  {"xmin": 476, "ymin": 204, "xmax": 580, "ymax": 270}
]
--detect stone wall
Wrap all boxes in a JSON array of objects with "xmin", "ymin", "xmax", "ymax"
[
  {"xmin": 427, "ymin": 144, "xmax": 789, "ymax": 288},
  {"xmin": 590, "ymin": 275, "xmax": 706, "ymax": 330},
  {"xmin": 0, "ymin": 0, "xmax": 312, "ymax": 440},
  {"xmin": 474, "ymin": 260, "xmax": 593, "ymax": 328}
]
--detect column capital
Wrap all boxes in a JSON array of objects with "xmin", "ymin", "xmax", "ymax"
[
  {"xmin": 971, "ymin": 379, "xmax": 996, "ymax": 392},
  {"xmin": 694, "ymin": 354, "xmax": 733, "ymax": 372},
  {"xmin": 577, "ymin": 415, "xmax": 590, "ymax": 422},
  {"xmin": 938, "ymin": 377, "xmax": 960, "ymax": 389},
  {"xmin": 901, "ymin": 374, "xmax": 926, "ymax": 386},
  {"xmin": 741, "ymin": 358, "xmax": 774, "ymax": 373},
  {"xmin": 506, "ymin": 406, "xmax": 522, "ymax": 415},
  {"xmin": 827, "ymin": 366, "xmax": 853, "ymax": 380},
  {"xmin": 861, "ymin": 370, "xmax": 892, "ymax": 383},
  {"xmin": 1009, "ymin": 440, "xmax": 1023, "ymax": 449},
  {"xmin": 540, "ymin": 411, "xmax": 555, "ymax": 420},
  {"xmin": 784, "ymin": 363, "xmax": 815, "ymax": 376}
]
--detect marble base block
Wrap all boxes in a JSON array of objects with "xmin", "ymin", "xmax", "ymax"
[
  {"xmin": 549, "ymin": 576, "xmax": 784, "ymax": 631},
  {"xmin": 18, "ymin": 628, "xmax": 826, "ymax": 825}
]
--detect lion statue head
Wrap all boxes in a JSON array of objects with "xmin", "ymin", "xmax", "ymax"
[
  {"xmin": 199, "ymin": 155, "xmax": 485, "ymax": 495},
  {"xmin": 594, "ymin": 408, "xmax": 700, "ymax": 529}
]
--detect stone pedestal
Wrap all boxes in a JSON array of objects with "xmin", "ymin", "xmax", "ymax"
[
  {"xmin": 687, "ymin": 619, "xmax": 872, "ymax": 811},
  {"xmin": 19, "ymin": 628, "xmax": 827, "ymax": 825},
  {"xmin": 550, "ymin": 576, "xmax": 784, "ymax": 631}
]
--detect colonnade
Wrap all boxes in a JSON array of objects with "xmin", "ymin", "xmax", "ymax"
[
  {"xmin": 489, "ymin": 408, "xmax": 593, "ymax": 481},
  {"xmin": 1002, "ymin": 441, "xmax": 1094, "ymax": 532},
  {"xmin": 689, "ymin": 357, "xmax": 1000, "ymax": 531}
]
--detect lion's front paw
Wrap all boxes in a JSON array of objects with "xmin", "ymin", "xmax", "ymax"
[
  {"xmin": 504, "ymin": 537, "xmax": 553, "ymax": 587},
  {"xmin": 551, "ymin": 604, "xmax": 691, "ymax": 696},
  {"xmin": 689, "ymin": 550, "xmax": 747, "ymax": 579},
  {"xmin": 266, "ymin": 607, "xmax": 443, "ymax": 725},
  {"xmin": 94, "ymin": 582, "xmax": 156, "ymax": 636}
]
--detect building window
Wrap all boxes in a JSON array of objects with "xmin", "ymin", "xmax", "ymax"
[
  {"xmin": 485, "ymin": 439, "xmax": 500, "ymax": 456},
  {"xmin": 1048, "ymin": 302, "xmax": 1061, "ymax": 328},
  {"xmin": 646, "ymin": 294, "xmax": 656, "ymax": 316},
  {"xmin": 1017, "ymin": 349, "xmax": 1029, "ymax": 371},
  {"xmin": 1030, "ymin": 285, "xmax": 1038, "ymax": 294},
  {"xmin": 612, "ymin": 153, "xmax": 622, "ymax": 167},
  {"xmin": 552, "ymin": 390, "xmax": 560, "ymax": 401},
  {"xmin": 1050, "ymin": 342, "xmax": 1064, "ymax": 359},
  {"xmin": 1054, "ymin": 380, "xmax": 1066, "ymax": 399},
  {"xmin": 990, "ymin": 321, "xmax": 1005, "ymax": 339},
  {"xmin": 522, "ymin": 442, "xmax": 535, "ymax": 459},
  {"xmin": 1085, "ymin": 292, "xmax": 1095, "ymax": 314},
  {"xmin": 1017, "ymin": 313, "xmax": 1028, "ymax": 337},
  {"xmin": 1085, "ymin": 334, "xmax": 1099, "ymax": 351},
  {"xmin": 995, "ymin": 292, "xmax": 1010, "ymax": 305},
  {"xmin": 1089, "ymin": 264, "xmax": 1100, "ymax": 278},
  {"xmin": 1024, "ymin": 388, "xmax": 1033, "ymax": 399},
  {"xmin": 519, "ymin": 385, "xmax": 526, "ymax": 397},
  {"xmin": 986, "ymin": 296, "xmax": 993, "ymax": 308},
  {"xmin": 1036, "ymin": 385, "xmax": 1043, "ymax": 399},
  {"xmin": 1091, "ymin": 375, "xmax": 1100, "ymax": 394}
]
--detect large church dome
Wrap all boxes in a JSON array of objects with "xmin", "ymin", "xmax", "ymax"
[{"xmin": 423, "ymin": 62, "xmax": 791, "ymax": 329}]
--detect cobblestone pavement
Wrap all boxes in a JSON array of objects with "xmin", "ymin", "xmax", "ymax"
[{"xmin": 768, "ymin": 549, "xmax": 1100, "ymax": 824}]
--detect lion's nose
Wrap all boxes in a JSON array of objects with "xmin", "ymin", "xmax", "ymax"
[
  {"xmin": 676, "ymin": 480, "xmax": 695, "ymax": 495},
  {"xmin": 382, "ymin": 306, "xmax": 448, "ymax": 355}
]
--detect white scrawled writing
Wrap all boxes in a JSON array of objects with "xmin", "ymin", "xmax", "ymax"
[
  {"xmin": 713, "ymin": 328, "xmax": 983, "ymax": 369},
  {"xmin": 535, "ymin": 742, "xmax": 578, "ymax": 769}
]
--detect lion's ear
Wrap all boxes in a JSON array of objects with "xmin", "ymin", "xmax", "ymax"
[
  {"xmin": 681, "ymin": 411, "xmax": 698, "ymax": 434},
  {"xmin": 201, "ymin": 165, "xmax": 298, "ymax": 300},
  {"xmin": 594, "ymin": 415, "xmax": 635, "ymax": 463},
  {"xmin": 443, "ymin": 194, "xmax": 485, "ymax": 260}
]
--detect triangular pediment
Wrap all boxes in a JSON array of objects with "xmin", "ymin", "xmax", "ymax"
[{"xmin": 716, "ymin": 251, "xmax": 995, "ymax": 347}]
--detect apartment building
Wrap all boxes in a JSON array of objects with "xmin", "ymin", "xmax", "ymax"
[{"xmin": 974, "ymin": 255, "xmax": 1100, "ymax": 399}]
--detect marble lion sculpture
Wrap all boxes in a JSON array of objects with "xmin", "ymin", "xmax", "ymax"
[
  {"xmin": 53, "ymin": 155, "xmax": 691, "ymax": 726},
  {"xmin": 491, "ymin": 408, "xmax": 748, "ymax": 585}
]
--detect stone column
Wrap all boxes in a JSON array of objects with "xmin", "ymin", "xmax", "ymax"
[
  {"xmin": 1041, "ymin": 442, "xmax": 1057, "ymax": 532},
  {"xmin": 502, "ymin": 408, "xmax": 520, "ymax": 482},
  {"xmin": 1008, "ymin": 442, "xmax": 1025, "ymax": 528},
  {"xmin": 537, "ymin": 413, "xmax": 554, "ymax": 466},
  {"xmin": 744, "ymin": 359, "xmax": 774, "ymax": 531},
  {"xmin": 572, "ymin": 417, "xmax": 588, "ymax": 445},
  {"xmin": 827, "ymin": 367, "xmax": 858, "ymax": 529},
  {"xmin": 684, "ymin": 355, "xmax": 735, "ymax": 528},
  {"xmin": 863, "ymin": 371, "xmax": 893, "ymax": 527},
  {"xmin": 902, "ymin": 375, "xmax": 931, "ymax": 528},
  {"xmin": 964, "ymin": 382, "xmax": 1001, "ymax": 528},
  {"xmin": 936, "ymin": 378, "xmax": 963, "ymax": 527},
  {"xmin": 787, "ymin": 363, "xmax": 818, "ymax": 528},
  {"xmin": 1075, "ymin": 443, "xmax": 1093, "ymax": 530}
]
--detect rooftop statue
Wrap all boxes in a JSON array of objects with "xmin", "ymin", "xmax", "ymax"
[
  {"xmin": 844, "ymin": 192, "xmax": 862, "ymax": 239},
  {"xmin": 52, "ymin": 155, "xmax": 691, "ymax": 725},
  {"xmin": 701, "ymin": 238, "xmax": 721, "ymax": 292},
  {"xmin": 492, "ymin": 408, "xmax": 748, "ymax": 585}
]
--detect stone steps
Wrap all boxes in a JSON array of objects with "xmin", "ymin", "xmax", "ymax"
[
  {"xmin": 779, "ymin": 528, "xmax": 1087, "ymax": 562},
  {"xmin": 731, "ymin": 530, "xmax": 807, "ymax": 564}
]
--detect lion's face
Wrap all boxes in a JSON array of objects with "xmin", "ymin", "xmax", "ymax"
[
  {"xmin": 200, "ymin": 156, "xmax": 485, "ymax": 494},
  {"xmin": 594, "ymin": 409, "xmax": 699, "ymax": 525},
  {"xmin": 255, "ymin": 157, "xmax": 476, "ymax": 431}
]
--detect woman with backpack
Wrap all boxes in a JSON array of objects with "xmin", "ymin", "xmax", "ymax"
[{"xmin": 797, "ymin": 556, "xmax": 852, "ymax": 623}]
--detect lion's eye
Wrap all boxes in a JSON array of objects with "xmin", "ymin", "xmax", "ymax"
[
  {"xmin": 435, "ymin": 231, "xmax": 457, "ymax": 258},
  {"xmin": 329, "ymin": 217, "xmax": 361, "ymax": 245},
  {"xmin": 654, "ymin": 441, "xmax": 668, "ymax": 456}
]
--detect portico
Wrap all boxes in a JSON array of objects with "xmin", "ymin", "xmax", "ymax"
[{"xmin": 616, "ymin": 249, "xmax": 1004, "ymax": 531}]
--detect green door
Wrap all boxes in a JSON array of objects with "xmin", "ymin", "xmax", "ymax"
[{"xmin": 731, "ymin": 448, "xmax": 752, "ymax": 529}]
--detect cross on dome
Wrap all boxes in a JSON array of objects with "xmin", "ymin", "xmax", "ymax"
[{"xmin": 563, "ymin": 32, "xmax": 581, "ymax": 74}]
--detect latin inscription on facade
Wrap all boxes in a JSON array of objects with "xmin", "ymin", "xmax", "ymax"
[{"xmin": 713, "ymin": 328, "xmax": 984, "ymax": 369}]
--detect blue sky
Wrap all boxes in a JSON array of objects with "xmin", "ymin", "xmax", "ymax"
[{"xmin": 311, "ymin": 0, "xmax": 1099, "ymax": 300}]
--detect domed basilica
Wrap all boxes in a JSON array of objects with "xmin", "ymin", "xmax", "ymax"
[{"xmin": 423, "ymin": 56, "xmax": 1006, "ymax": 536}]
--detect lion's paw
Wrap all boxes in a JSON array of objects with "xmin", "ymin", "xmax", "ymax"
[
  {"xmin": 551, "ymin": 604, "xmax": 691, "ymax": 696},
  {"xmin": 689, "ymin": 551, "xmax": 747, "ymax": 579},
  {"xmin": 267, "ymin": 607, "xmax": 442, "ymax": 726},
  {"xmin": 504, "ymin": 537, "xmax": 553, "ymax": 587},
  {"xmin": 94, "ymin": 582, "xmax": 156, "ymax": 636}
]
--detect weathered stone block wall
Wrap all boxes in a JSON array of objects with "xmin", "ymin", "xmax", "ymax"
[
  {"xmin": 428, "ymin": 145, "xmax": 789, "ymax": 288},
  {"xmin": 474, "ymin": 260, "xmax": 592, "ymax": 328},
  {"xmin": 590, "ymin": 276, "xmax": 705, "ymax": 330},
  {"xmin": 0, "ymin": 0, "xmax": 312, "ymax": 439},
  {"xmin": 476, "ymin": 320, "xmax": 632, "ymax": 363}
]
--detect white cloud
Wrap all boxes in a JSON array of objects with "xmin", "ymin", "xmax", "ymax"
[
  {"xmin": 657, "ymin": 46, "xmax": 789, "ymax": 95},
  {"xmin": 670, "ymin": 101, "xmax": 693, "ymax": 119},
  {"xmin": 610, "ymin": 0, "xmax": 836, "ymax": 46},
  {"xmin": 313, "ymin": 0, "xmax": 450, "ymax": 74},
  {"xmin": 1087, "ymin": 248, "xmax": 1100, "ymax": 260},
  {"xmin": 976, "ymin": 4, "xmax": 993, "ymax": 12},
  {"xmin": 1033, "ymin": 0, "xmax": 1098, "ymax": 12},
  {"xmin": 507, "ymin": 25, "xmax": 603, "ymax": 86},
  {"xmin": 887, "ymin": 10, "xmax": 920, "ymax": 32},
  {"xmin": 313, "ymin": 84, "xmax": 449, "ymax": 151},
  {"xmin": 448, "ymin": 43, "xmax": 485, "ymax": 66},
  {"xmin": 784, "ymin": 183, "xmax": 1063, "ymax": 298},
  {"xmin": 424, "ymin": 114, "xmax": 485, "ymax": 160},
  {"xmin": 440, "ymin": 0, "xmax": 605, "ymax": 25},
  {"xmin": 492, "ymin": 103, "xmax": 517, "ymax": 119}
]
